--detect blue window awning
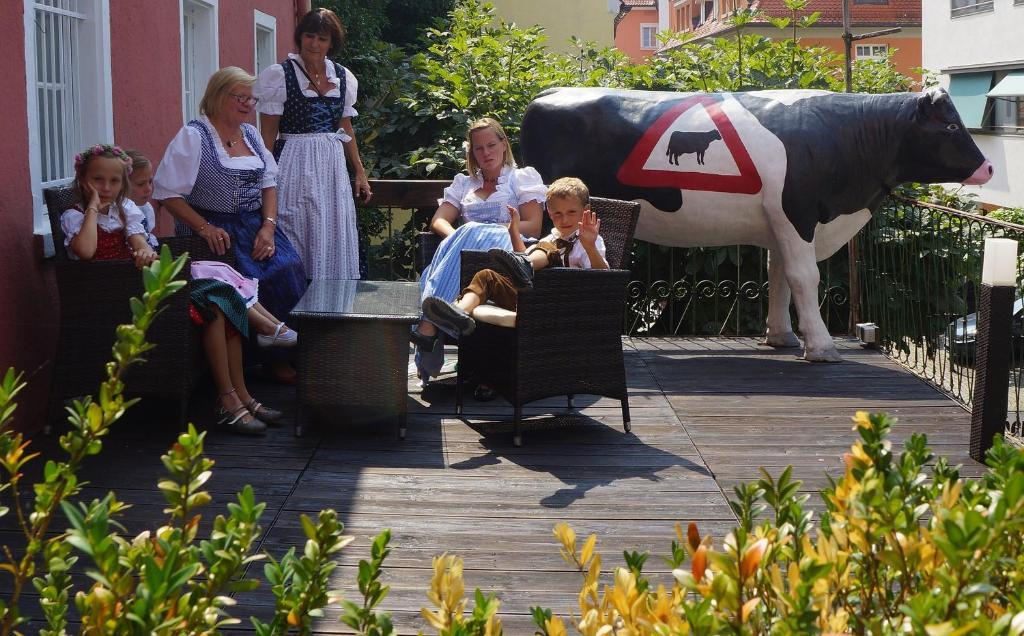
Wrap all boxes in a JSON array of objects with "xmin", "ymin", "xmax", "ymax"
[
  {"xmin": 948, "ymin": 72, "xmax": 993, "ymax": 128},
  {"xmin": 988, "ymin": 71, "xmax": 1024, "ymax": 98}
]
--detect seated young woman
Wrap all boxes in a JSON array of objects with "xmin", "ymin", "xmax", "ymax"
[{"xmin": 411, "ymin": 116, "xmax": 546, "ymax": 382}]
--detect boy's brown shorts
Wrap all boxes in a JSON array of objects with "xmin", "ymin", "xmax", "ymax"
[{"xmin": 460, "ymin": 269, "xmax": 519, "ymax": 311}]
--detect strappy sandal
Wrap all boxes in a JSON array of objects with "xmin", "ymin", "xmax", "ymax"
[
  {"xmin": 257, "ymin": 322, "xmax": 298, "ymax": 348},
  {"xmin": 216, "ymin": 389, "xmax": 267, "ymax": 435},
  {"xmin": 246, "ymin": 398, "xmax": 284, "ymax": 426}
]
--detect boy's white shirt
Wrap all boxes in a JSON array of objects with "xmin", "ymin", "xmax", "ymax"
[{"xmin": 541, "ymin": 227, "xmax": 607, "ymax": 269}]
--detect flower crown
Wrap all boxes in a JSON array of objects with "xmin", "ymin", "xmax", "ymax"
[{"xmin": 73, "ymin": 144, "xmax": 133, "ymax": 174}]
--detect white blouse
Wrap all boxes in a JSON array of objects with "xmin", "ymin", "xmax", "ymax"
[
  {"xmin": 439, "ymin": 165, "xmax": 548, "ymax": 216},
  {"xmin": 152, "ymin": 116, "xmax": 278, "ymax": 201},
  {"xmin": 255, "ymin": 53, "xmax": 358, "ymax": 118},
  {"xmin": 61, "ymin": 199, "xmax": 148, "ymax": 259},
  {"xmin": 137, "ymin": 201, "xmax": 160, "ymax": 247}
]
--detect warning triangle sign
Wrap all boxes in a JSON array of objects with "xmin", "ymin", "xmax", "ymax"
[{"xmin": 616, "ymin": 94, "xmax": 763, "ymax": 194}]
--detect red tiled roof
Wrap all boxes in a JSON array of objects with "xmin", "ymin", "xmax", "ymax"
[
  {"xmin": 751, "ymin": 0, "xmax": 920, "ymax": 26},
  {"xmin": 666, "ymin": 0, "xmax": 919, "ymax": 43}
]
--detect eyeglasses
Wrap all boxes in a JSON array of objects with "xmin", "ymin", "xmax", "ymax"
[{"xmin": 228, "ymin": 93, "xmax": 259, "ymax": 106}]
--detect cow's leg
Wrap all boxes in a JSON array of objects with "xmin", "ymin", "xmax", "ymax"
[
  {"xmin": 766, "ymin": 216, "xmax": 841, "ymax": 362},
  {"xmin": 763, "ymin": 248, "xmax": 801, "ymax": 348}
]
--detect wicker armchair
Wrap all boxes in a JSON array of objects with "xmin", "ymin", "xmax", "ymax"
[
  {"xmin": 454, "ymin": 197, "xmax": 641, "ymax": 446},
  {"xmin": 44, "ymin": 186, "xmax": 204, "ymax": 427}
]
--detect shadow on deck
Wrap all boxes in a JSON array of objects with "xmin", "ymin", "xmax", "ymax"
[{"xmin": 3, "ymin": 336, "xmax": 980, "ymax": 633}]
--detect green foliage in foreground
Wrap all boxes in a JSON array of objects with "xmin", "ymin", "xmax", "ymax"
[{"xmin": 0, "ymin": 253, "xmax": 1022, "ymax": 634}]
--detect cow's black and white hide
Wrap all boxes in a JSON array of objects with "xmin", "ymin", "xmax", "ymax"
[{"xmin": 521, "ymin": 87, "xmax": 993, "ymax": 362}]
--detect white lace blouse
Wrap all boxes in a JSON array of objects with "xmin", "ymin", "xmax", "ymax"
[
  {"xmin": 152, "ymin": 116, "xmax": 278, "ymax": 201},
  {"xmin": 254, "ymin": 53, "xmax": 358, "ymax": 118},
  {"xmin": 439, "ymin": 165, "xmax": 547, "ymax": 217},
  {"xmin": 60, "ymin": 199, "xmax": 148, "ymax": 259}
]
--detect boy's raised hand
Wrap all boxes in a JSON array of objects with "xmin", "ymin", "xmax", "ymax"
[
  {"xmin": 578, "ymin": 209, "xmax": 600, "ymax": 247},
  {"xmin": 506, "ymin": 204, "xmax": 520, "ymax": 236}
]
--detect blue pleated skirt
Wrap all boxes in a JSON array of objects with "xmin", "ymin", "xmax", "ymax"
[{"xmin": 419, "ymin": 222, "xmax": 512, "ymax": 304}]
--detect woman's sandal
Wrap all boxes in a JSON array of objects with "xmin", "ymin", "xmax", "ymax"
[
  {"xmin": 246, "ymin": 398, "xmax": 284, "ymax": 426},
  {"xmin": 216, "ymin": 389, "xmax": 267, "ymax": 435}
]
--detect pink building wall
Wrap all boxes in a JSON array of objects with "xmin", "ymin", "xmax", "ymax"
[
  {"xmin": 0, "ymin": 4, "xmax": 57, "ymax": 429},
  {"xmin": 615, "ymin": 8, "xmax": 660, "ymax": 63},
  {"xmin": 0, "ymin": 1, "xmax": 299, "ymax": 430}
]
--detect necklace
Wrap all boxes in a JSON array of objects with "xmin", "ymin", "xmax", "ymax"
[
  {"xmin": 220, "ymin": 128, "xmax": 243, "ymax": 148},
  {"xmin": 482, "ymin": 174, "xmax": 499, "ymax": 184}
]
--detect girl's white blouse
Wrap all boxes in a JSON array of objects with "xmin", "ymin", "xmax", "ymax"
[
  {"xmin": 60, "ymin": 199, "xmax": 148, "ymax": 258},
  {"xmin": 439, "ymin": 165, "xmax": 547, "ymax": 215},
  {"xmin": 152, "ymin": 116, "xmax": 278, "ymax": 201},
  {"xmin": 255, "ymin": 53, "xmax": 358, "ymax": 118}
]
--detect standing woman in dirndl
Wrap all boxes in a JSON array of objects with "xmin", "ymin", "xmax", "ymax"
[{"xmin": 256, "ymin": 8, "xmax": 371, "ymax": 280}]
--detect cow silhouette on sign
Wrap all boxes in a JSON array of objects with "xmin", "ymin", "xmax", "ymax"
[{"xmin": 666, "ymin": 129, "xmax": 722, "ymax": 165}]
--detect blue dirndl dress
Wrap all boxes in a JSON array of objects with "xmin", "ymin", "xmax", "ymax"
[{"xmin": 175, "ymin": 121, "xmax": 307, "ymax": 320}]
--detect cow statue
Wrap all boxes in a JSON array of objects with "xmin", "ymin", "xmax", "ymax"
[{"xmin": 520, "ymin": 87, "xmax": 993, "ymax": 362}]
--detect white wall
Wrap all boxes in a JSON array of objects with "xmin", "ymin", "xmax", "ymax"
[
  {"xmin": 922, "ymin": 2, "xmax": 1024, "ymax": 72},
  {"xmin": 923, "ymin": 1, "xmax": 1024, "ymax": 209}
]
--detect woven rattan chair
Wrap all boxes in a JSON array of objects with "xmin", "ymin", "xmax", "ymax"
[
  {"xmin": 44, "ymin": 186, "xmax": 204, "ymax": 428},
  {"xmin": 454, "ymin": 197, "xmax": 640, "ymax": 446}
]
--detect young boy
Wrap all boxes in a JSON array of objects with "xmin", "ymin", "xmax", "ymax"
[{"xmin": 421, "ymin": 176, "xmax": 608, "ymax": 336}]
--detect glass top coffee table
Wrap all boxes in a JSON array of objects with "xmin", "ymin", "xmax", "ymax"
[{"xmin": 290, "ymin": 280, "xmax": 420, "ymax": 438}]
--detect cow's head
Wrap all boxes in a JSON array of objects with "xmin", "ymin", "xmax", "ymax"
[{"xmin": 898, "ymin": 88, "xmax": 992, "ymax": 186}]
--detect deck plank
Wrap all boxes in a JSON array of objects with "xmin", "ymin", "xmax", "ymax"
[{"xmin": 2, "ymin": 336, "xmax": 981, "ymax": 633}]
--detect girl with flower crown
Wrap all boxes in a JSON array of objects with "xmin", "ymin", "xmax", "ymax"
[{"xmin": 62, "ymin": 144, "xmax": 158, "ymax": 268}]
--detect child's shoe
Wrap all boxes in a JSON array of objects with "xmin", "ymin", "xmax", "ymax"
[
  {"xmin": 488, "ymin": 248, "xmax": 534, "ymax": 288},
  {"xmin": 422, "ymin": 297, "xmax": 476, "ymax": 337},
  {"xmin": 257, "ymin": 322, "xmax": 298, "ymax": 347}
]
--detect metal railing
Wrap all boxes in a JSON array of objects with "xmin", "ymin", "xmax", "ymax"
[
  {"xmin": 361, "ymin": 182, "xmax": 1022, "ymax": 444},
  {"xmin": 857, "ymin": 196, "xmax": 1024, "ymax": 445},
  {"xmin": 623, "ymin": 244, "xmax": 849, "ymax": 337}
]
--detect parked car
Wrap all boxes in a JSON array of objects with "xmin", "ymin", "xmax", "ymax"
[{"xmin": 945, "ymin": 297, "xmax": 1024, "ymax": 365}]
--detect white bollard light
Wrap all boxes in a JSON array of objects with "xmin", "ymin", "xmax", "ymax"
[
  {"xmin": 981, "ymin": 238, "xmax": 1018, "ymax": 287},
  {"xmin": 971, "ymin": 237, "xmax": 1019, "ymax": 461}
]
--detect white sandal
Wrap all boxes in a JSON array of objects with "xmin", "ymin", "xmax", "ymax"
[{"xmin": 257, "ymin": 322, "xmax": 298, "ymax": 348}]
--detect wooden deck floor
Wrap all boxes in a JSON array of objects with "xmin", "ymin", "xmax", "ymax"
[{"xmin": 5, "ymin": 337, "xmax": 983, "ymax": 633}]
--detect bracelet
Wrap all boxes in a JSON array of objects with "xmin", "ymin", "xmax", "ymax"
[
  {"xmin": 196, "ymin": 222, "xmax": 209, "ymax": 236},
  {"xmin": 263, "ymin": 217, "xmax": 277, "ymax": 226},
  {"xmin": 85, "ymin": 207, "xmax": 99, "ymax": 215}
]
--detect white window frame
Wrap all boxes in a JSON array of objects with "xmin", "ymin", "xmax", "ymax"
[
  {"xmin": 254, "ymin": 10, "xmax": 277, "ymax": 75},
  {"xmin": 951, "ymin": 0, "xmax": 994, "ymax": 18},
  {"xmin": 24, "ymin": 0, "xmax": 114, "ymax": 236},
  {"xmin": 180, "ymin": 0, "xmax": 219, "ymax": 124},
  {"xmin": 855, "ymin": 44, "xmax": 889, "ymax": 60},
  {"xmin": 640, "ymin": 23, "xmax": 658, "ymax": 50}
]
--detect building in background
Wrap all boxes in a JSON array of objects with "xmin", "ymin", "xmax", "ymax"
[
  {"xmin": 0, "ymin": 0, "xmax": 304, "ymax": 427},
  {"xmin": 615, "ymin": 0, "xmax": 921, "ymax": 79},
  {"xmin": 614, "ymin": 0, "xmax": 662, "ymax": 62},
  {"xmin": 924, "ymin": 1, "xmax": 1024, "ymax": 209},
  {"xmin": 488, "ymin": 0, "xmax": 619, "ymax": 53}
]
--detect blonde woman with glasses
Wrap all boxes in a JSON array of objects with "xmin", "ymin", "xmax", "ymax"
[{"xmin": 155, "ymin": 66, "xmax": 307, "ymax": 383}]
